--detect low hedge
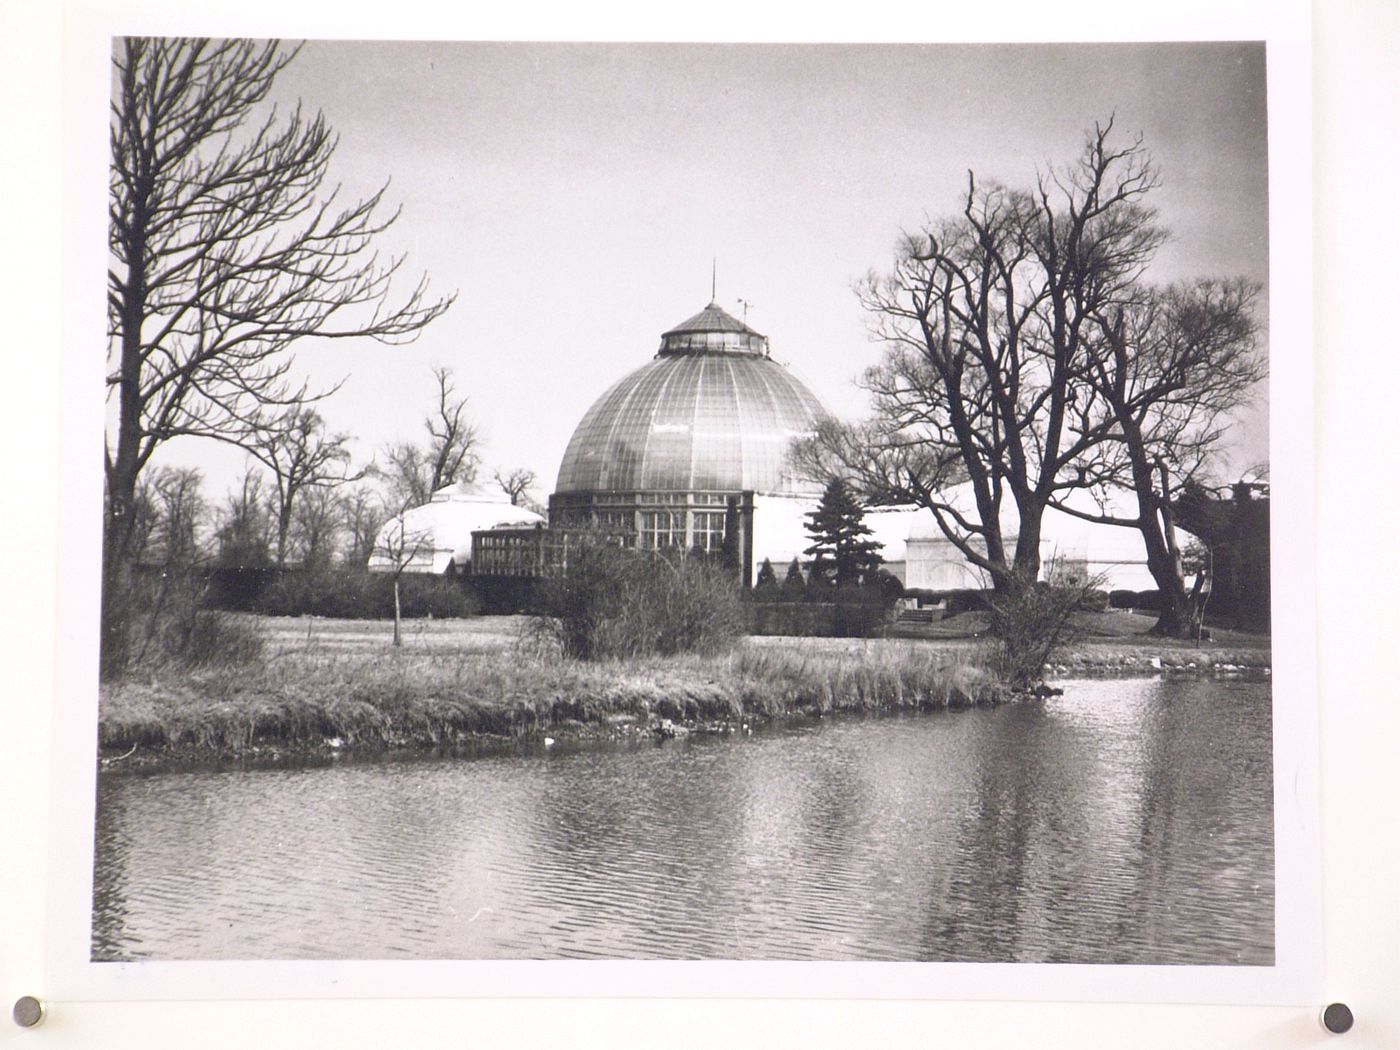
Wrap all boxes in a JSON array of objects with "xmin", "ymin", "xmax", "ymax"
[
  {"xmin": 1133, "ymin": 589, "xmax": 1164, "ymax": 612},
  {"xmin": 254, "ymin": 570, "xmax": 478, "ymax": 619},
  {"xmin": 1077, "ymin": 588, "xmax": 1110, "ymax": 612},
  {"xmin": 944, "ymin": 588, "xmax": 992, "ymax": 614},
  {"xmin": 1108, "ymin": 589, "xmax": 1137, "ymax": 609},
  {"xmin": 749, "ymin": 601, "xmax": 893, "ymax": 638}
]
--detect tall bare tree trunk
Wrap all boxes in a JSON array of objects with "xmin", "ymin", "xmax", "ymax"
[
  {"xmin": 1142, "ymin": 525, "xmax": 1195, "ymax": 637},
  {"xmin": 102, "ymin": 254, "xmax": 149, "ymax": 678},
  {"xmin": 1143, "ymin": 460, "xmax": 1199, "ymax": 637},
  {"xmin": 393, "ymin": 576, "xmax": 402, "ymax": 647}
]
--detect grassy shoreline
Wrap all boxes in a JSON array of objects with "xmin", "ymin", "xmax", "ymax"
[{"xmin": 98, "ymin": 614, "xmax": 1270, "ymax": 773}]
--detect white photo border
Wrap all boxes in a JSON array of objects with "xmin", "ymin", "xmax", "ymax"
[{"xmin": 37, "ymin": 0, "xmax": 1322, "ymax": 1011}]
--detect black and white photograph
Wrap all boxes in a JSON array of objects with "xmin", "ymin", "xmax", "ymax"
[
  {"xmin": 81, "ymin": 34, "xmax": 1295, "ymax": 974},
  {"xmin": 22, "ymin": 0, "xmax": 1400, "ymax": 1046}
]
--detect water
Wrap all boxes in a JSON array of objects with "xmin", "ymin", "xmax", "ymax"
[{"xmin": 92, "ymin": 677, "xmax": 1273, "ymax": 963}]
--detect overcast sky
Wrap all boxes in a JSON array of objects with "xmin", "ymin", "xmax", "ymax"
[{"xmin": 142, "ymin": 40, "xmax": 1270, "ymax": 502}]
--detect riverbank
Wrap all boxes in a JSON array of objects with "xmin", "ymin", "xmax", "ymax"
[
  {"xmin": 98, "ymin": 613, "xmax": 1270, "ymax": 772},
  {"xmin": 99, "ymin": 624, "xmax": 1002, "ymax": 771}
]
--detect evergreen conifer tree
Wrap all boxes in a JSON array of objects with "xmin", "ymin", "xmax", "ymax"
[
  {"xmin": 756, "ymin": 554, "xmax": 778, "ymax": 588},
  {"xmin": 756, "ymin": 560, "xmax": 789, "ymax": 599},
  {"xmin": 803, "ymin": 479, "xmax": 884, "ymax": 589},
  {"xmin": 779, "ymin": 557, "xmax": 808, "ymax": 603}
]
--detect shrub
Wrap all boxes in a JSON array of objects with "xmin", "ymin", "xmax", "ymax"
[
  {"xmin": 747, "ymin": 602, "xmax": 832, "ymax": 637},
  {"xmin": 832, "ymin": 582, "xmax": 875, "ymax": 607},
  {"xmin": 1077, "ymin": 588, "xmax": 1110, "ymax": 612},
  {"xmin": 178, "ymin": 608, "xmax": 266, "ymax": 667},
  {"xmin": 983, "ymin": 577, "xmax": 1089, "ymax": 690},
  {"xmin": 1109, "ymin": 589, "xmax": 1136, "ymax": 609},
  {"xmin": 255, "ymin": 569, "xmax": 377, "ymax": 618},
  {"xmin": 1134, "ymin": 589, "xmax": 1164, "ymax": 612},
  {"xmin": 832, "ymin": 600, "xmax": 892, "ymax": 638},
  {"xmin": 803, "ymin": 569, "xmax": 836, "ymax": 603},
  {"xmin": 254, "ymin": 571, "xmax": 316, "ymax": 616},
  {"xmin": 945, "ymin": 588, "xmax": 991, "ymax": 614},
  {"xmin": 533, "ymin": 540, "xmax": 744, "ymax": 660},
  {"xmin": 754, "ymin": 557, "xmax": 779, "ymax": 588},
  {"xmin": 752, "ymin": 558, "xmax": 781, "ymax": 601},
  {"xmin": 106, "ymin": 569, "xmax": 265, "ymax": 674},
  {"xmin": 872, "ymin": 569, "xmax": 906, "ymax": 606},
  {"xmin": 779, "ymin": 558, "xmax": 808, "ymax": 603},
  {"xmin": 398, "ymin": 574, "xmax": 479, "ymax": 618}
]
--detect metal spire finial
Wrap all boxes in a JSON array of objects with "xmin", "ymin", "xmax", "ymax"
[{"xmin": 711, "ymin": 258, "xmax": 717, "ymax": 303}]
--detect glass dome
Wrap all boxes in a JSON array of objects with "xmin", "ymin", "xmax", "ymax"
[{"xmin": 554, "ymin": 302, "xmax": 828, "ymax": 497}]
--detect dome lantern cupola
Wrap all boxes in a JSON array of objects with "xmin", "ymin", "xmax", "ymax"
[{"xmin": 657, "ymin": 299, "xmax": 770, "ymax": 357}]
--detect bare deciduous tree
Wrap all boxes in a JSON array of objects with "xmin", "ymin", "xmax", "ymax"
[
  {"xmin": 372, "ymin": 511, "xmax": 435, "ymax": 647},
  {"xmin": 126, "ymin": 466, "xmax": 211, "ymax": 668},
  {"xmin": 340, "ymin": 484, "xmax": 386, "ymax": 567},
  {"xmin": 103, "ymin": 37, "xmax": 453, "ymax": 675},
  {"xmin": 138, "ymin": 466, "xmax": 208, "ymax": 569},
  {"xmin": 245, "ymin": 408, "xmax": 363, "ymax": 566},
  {"xmin": 797, "ymin": 121, "xmax": 1166, "ymax": 598},
  {"xmin": 288, "ymin": 485, "xmax": 345, "ymax": 572},
  {"xmin": 797, "ymin": 122, "xmax": 1267, "ymax": 641},
  {"xmin": 1055, "ymin": 278, "xmax": 1266, "ymax": 635},
  {"xmin": 493, "ymin": 467, "xmax": 537, "ymax": 507},
  {"xmin": 380, "ymin": 367, "xmax": 479, "ymax": 507},
  {"xmin": 213, "ymin": 467, "xmax": 274, "ymax": 570}
]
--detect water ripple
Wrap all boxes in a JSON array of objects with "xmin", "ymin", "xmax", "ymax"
[{"xmin": 92, "ymin": 677, "xmax": 1273, "ymax": 963}]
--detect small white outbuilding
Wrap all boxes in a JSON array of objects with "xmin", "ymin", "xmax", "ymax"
[
  {"xmin": 749, "ymin": 487, "xmax": 1174, "ymax": 593},
  {"xmin": 367, "ymin": 483, "xmax": 544, "ymax": 576}
]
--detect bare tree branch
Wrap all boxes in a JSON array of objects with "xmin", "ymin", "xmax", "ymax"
[
  {"xmin": 493, "ymin": 467, "xmax": 537, "ymax": 507},
  {"xmin": 1049, "ymin": 277, "xmax": 1266, "ymax": 633},
  {"xmin": 379, "ymin": 367, "xmax": 480, "ymax": 507},
  {"xmin": 819, "ymin": 123, "xmax": 1167, "ymax": 591},
  {"xmin": 103, "ymin": 37, "xmax": 454, "ymax": 674},
  {"xmin": 242, "ymin": 406, "xmax": 366, "ymax": 566}
]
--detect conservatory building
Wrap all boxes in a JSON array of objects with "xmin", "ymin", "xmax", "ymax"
[
  {"xmin": 542, "ymin": 298, "xmax": 828, "ymax": 577},
  {"xmin": 420, "ymin": 292, "xmax": 1175, "ymax": 595}
]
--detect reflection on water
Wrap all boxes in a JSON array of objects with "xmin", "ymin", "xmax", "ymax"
[{"xmin": 92, "ymin": 677, "xmax": 1273, "ymax": 963}]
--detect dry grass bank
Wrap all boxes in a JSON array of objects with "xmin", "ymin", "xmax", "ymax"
[
  {"xmin": 883, "ymin": 608, "xmax": 1270, "ymax": 674},
  {"xmin": 98, "ymin": 613, "xmax": 1269, "ymax": 769},
  {"xmin": 99, "ymin": 619, "xmax": 1001, "ymax": 767}
]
